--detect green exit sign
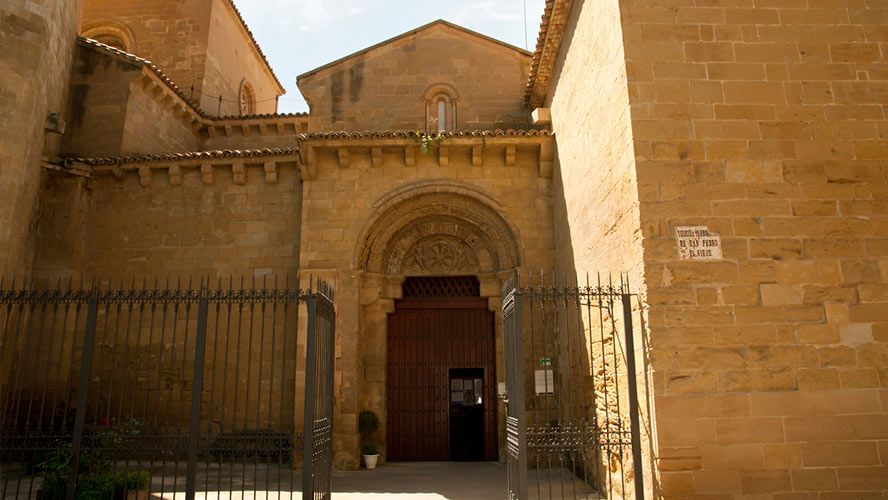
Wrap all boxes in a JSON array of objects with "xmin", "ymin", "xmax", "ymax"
[{"xmin": 539, "ymin": 357, "xmax": 552, "ymax": 366}]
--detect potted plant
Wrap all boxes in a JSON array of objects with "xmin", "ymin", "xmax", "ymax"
[{"xmin": 358, "ymin": 410, "xmax": 380, "ymax": 469}]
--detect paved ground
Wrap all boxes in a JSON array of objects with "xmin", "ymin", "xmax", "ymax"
[
  {"xmin": 4, "ymin": 461, "xmax": 597, "ymax": 499},
  {"xmin": 332, "ymin": 462, "xmax": 506, "ymax": 499}
]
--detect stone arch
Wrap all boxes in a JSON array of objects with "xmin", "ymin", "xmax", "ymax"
[
  {"xmin": 356, "ymin": 181, "xmax": 520, "ymax": 275},
  {"xmin": 82, "ymin": 20, "xmax": 137, "ymax": 53},
  {"xmin": 423, "ymin": 83, "xmax": 459, "ymax": 132}
]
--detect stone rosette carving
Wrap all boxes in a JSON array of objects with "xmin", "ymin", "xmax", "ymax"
[{"xmin": 401, "ymin": 236, "xmax": 480, "ymax": 275}]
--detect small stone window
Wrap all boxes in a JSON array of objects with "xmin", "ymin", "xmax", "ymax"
[
  {"xmin": 239, "ymin": 81, "xmax": 255, "ymax": 116},
  {"xmin": 424, "ymin": 84, "xmax": 459, "ymax": 133}
]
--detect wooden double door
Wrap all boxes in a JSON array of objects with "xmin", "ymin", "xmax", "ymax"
[{"xmin": 386, "ymin": 297, "xmax": 498, "ymax": 461}]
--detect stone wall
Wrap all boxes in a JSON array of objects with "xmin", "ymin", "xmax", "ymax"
[
  {"xmin": 0, "ymin": 0, "xmax": 83, "ymax": 276},
  {"xmin": 77, "ymin": 163, "xmax": 302, "ymax": 279},
  {"xmin": 81, "ymin": 0, "xmax": 280, "ymax": 117},
  {"xmin": 81, "ymin": 0, "xmax": 210, "ymax": 99},
  {"xmin": 298, "ymin": 21, "xmax": 532, "ymax": 132},
  {"xmin": 297, "ymin": 135, "xmax": 556, "ymax": 468},
  {"xmin": 202, "ymin": 0, "xmax": 280, "ymax": 116},
  {"xmin": 62, "ymin": 43, "xmax": 202, "ymax": 158},
  {"xmin": 615, "ymin": 1, "xmax": 888, "ymax": 498},
  {"xmin": 544, "ymin": 0, "xmax": 652, "ymax": 494},
  {"xmin": 0, "ymin": 0, "xmax": 83, "ymax": 437}
]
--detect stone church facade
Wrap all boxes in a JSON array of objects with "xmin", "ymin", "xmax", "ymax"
[{"xmin": 1, "ymin": 0, "xmax": 886, "ymax": 499}]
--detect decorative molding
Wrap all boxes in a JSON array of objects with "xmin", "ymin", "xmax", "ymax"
[{"xmin": 402, "ymin": 237, "xmax": 480, "ymax": 275}]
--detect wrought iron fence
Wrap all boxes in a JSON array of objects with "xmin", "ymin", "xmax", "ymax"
[
  {"xmin": 503, "ymin": 271, "xmax": 645, "ymax": 500},
  {"xmin": 0, "ymin": 276, "xmax": 335, "ymax": 500}
]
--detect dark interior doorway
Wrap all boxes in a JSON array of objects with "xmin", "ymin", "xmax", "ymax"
[
  {"xmin": 449, "ymin": 368, "xmax": 485, "ymax": 461},
  {"xmin": 386, "ymin": 277, "xmax": 497, "ymax": 462}
]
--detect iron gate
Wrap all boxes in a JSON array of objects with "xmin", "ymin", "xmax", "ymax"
[
  {"xmin": 502, "ymin": 271, "xmax": 644, "ymax": 500},
  {"xmin": 0, "ymin": 276, "xmax": 335, "ymax": 500}
]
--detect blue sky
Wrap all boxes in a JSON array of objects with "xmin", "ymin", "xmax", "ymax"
[{"xmin": 236, "ymin": 0, "xmax": 547, "ymax": 114}]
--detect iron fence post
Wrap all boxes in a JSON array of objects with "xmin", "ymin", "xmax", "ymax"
[
  {"xmin": 65, "ymin": 293, "xmax": 99, "ymax": 500},
  {"xmin": 621, "ymin": 293, "xmax": 645, "ymax": 500},
  {"xmin": 185, "ymin": 291, "xmax": 209, "ymax": 500},
  {"xmin": 302, "ymin": 294, "xmax": 318, "ymax": 500}
]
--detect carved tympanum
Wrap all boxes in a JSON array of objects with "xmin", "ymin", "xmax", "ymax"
[{"xmin": 401, "ymin": 237, "xmax": 480, "ymax": 275}]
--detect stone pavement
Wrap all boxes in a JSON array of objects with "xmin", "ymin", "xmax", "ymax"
[{"xmin": 331, "ymin": 462, "xmax": 506, "ymax": 499}]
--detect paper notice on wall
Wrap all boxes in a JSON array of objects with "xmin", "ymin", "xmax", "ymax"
[
  {"xmin": 534, "ymin": 370, "xmax": 554, "ymax": 395},
  {"xmin": 451, "ymin": 379, "xmax": 463, "ymax": 404},
  {"xmin": 675, "ymin": 226, "xmax": 723, "ymax": 260}
]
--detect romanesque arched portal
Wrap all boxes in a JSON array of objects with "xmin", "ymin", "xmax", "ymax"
[{"xmin": 354, "ymin": 181, "xmax": 521, "ymax": 463}]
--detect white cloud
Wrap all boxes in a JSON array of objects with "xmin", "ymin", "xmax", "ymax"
[{"xmin": 274, "ymin": 0, "xmax": 331, "ymax": 30}]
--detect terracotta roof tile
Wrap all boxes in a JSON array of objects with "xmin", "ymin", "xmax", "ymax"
[
  {"xmin": 79, "ymin": 38, "xmax": 306, "ymax": 121},
  {"xmin": 70, "ymin": 147, "xmax": 300, "ymax": 166},
  {"xmin": 524, "ymin": 0, "xmax": 573, "ymax": 109},
  {"xmin": 296, "ymin": 129, "xmax": 552, "ymax": 140},
  {"xmin": 222, "ymin": 0, "xmax": 284, "ymax": 93}
]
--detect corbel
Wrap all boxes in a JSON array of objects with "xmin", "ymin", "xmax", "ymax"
[
  {"xmin": 206, "ymin": 126, "xmax": 217, "ymax": 139},
  {"xmin": 138, "ymin": 165, "xmax": 152, "ymax": 186},
  {"xmin": 224, "ymin": 125, "xmax": 233, "ymax": 138},
  {"xmin": 404, "ymin": 146, "xmax": 416, "ymax": 166},
  {"xmin": 200, "ymin": 163, "xmax": 214, "ymax": 185},
  {"xmin": 300, "ymin": 162, "xmax": 317, "ymax": 181},
  {"xmin": 168, "ymin": 165, "xmax": 182, "ymax": 186},
  {"xmin": 232, "ymin": 161, "xmax": 246, "ymax": 185},
  {"xmin": 337, "ymin": 148, "xmax": 350, "ymax": 168},
  {"xmin": 505, "ymin": 145, "xmax": 516, "ymax": 166},
  {"xmin": 539, "ymin": 140, "xmax": 554, "ymax": 178},
  {"xmin": 276, "ymin": 123, "xmax": 285, "ymax": 135},
  {"xmin": 111, "ymin": 164, "xmax": 124, "ymax": 180},
  {"xmin": 241, "ymin": 124, "xmax": 251, "ymax": 137},
  {"xmin": 151, "ymin": 86, "xmax": 165, "ymax": 102},
  {"xmin": 371, "ymin": 147, "xmax": 382, "ymax": 167},
  {"xmin": 264, "ymin": 162, "xmax": 278, "ymax": 184},
  {"xmin": 472, "ymin": 145, "xmax": 483, "ymax": 166},
  {"xmin": 439, "ymin": 146, "xmax": 449, "ymax": 167},
  {"xmin": 259, "ymin": 124, "xmax": 268, "ymax": 137}
]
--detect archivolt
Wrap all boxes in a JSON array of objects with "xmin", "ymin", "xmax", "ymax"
[{"xmin": 355, "ymin": 182, "xmax": 520, "ymax": 275}]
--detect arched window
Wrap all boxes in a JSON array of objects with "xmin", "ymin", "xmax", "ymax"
[
  {"xmin": 424, "ymin": 84, "xmax": 459, "ymax": 133},
  {"xmin": 82, "ymin": 21, "xmax": 136, "ymax": 53},
  {"xmin": 239, "ymin": 81, "xmax": 255, "ymax": 116},
  {"xmin": 93, "ymin": 34, "xmax": 127, "ymax": 51}
]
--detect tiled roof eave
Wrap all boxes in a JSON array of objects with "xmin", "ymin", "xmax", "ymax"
[
  {"xmin": 524, "ymin": 0, "xmax": 572, "ymax": 109},
  {"xmin": 78, "ymin": 38, "xmax": 306, "ymax": 122},
  {"xmin": 222, "ymin": 0, "xmax": 285, "ymax": 93},
  {"xmin": 69, "ymin": 147, "xmax": 300, "ymax": 167},
  {"xmin": 296, "ymin": 129, "xmax": 553, "ymax": 141}
]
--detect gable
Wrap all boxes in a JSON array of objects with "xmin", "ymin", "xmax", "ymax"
[{"xmin": 297, "ymin": 20, "xmax": 533, "ymax": 132}]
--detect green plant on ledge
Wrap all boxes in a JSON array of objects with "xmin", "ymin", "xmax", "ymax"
[{"xmin": 419, "ymin": 133, "xmax": 445, "ymax": 154}]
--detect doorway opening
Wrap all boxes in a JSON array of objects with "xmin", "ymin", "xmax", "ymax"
[{"xmin": 386, "ymin": 276, "xmax": 497, "ymax": 461}]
